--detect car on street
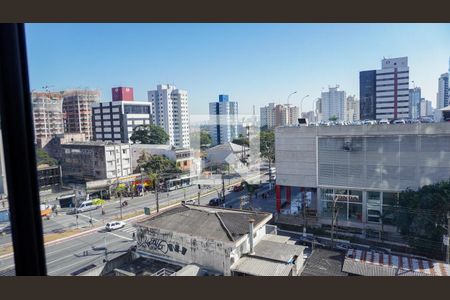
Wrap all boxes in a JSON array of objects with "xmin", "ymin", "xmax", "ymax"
[
  {"xmin": 208, "ymin": 198, "xmax": 220, "ymax": 206},
  {"xmin": 182, "ymin": 199, "xmax": 196, "ymax": 205},
  {"xmin": 105, "ymin": 221, "xmax": 126, "ymax": 231},
  {"xmin": 335, "ymin": 243, "xmax": 351, "ymax": 251},
  {"xmin": 233, "ymin": 185, "xmax": 244, "ymax": 192}
]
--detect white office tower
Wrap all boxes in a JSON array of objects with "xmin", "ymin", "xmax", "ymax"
[
  {"xmin": 437, "ymin": 73, "xmax": 449, "ymax": 109},
  {"xmin": 375, "ymin": 57, "xmax": 409, "ymax": 120},
  {"xmin": 148, "ymin": 84, "xmax": 190, "ymax": 149},
  {"xmin": 260, "ymin": 103, "xmax": 276, "ymax": 129},
  {"xmin": 320, "ymin": 86, "xmax": 346, "ymax": 121},
  {"xmin": 419, "ymin": 98, "xmax": 433, "ymax": 117},
  {"xmin": 209, "ymin": 95, "xmax": 239, "ymax": 146}
]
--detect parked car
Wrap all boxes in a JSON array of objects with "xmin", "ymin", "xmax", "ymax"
[
  {"xmin": 392, "ymin": 119, "xmax": 406, "ymax": 124},
  {"xmin": 379, "ymin": 119, "xmax": 390, "ymax": 125},
  {"xmin": 105, "ymin": 221, "xmax": 126, "ymax": 231},
  {"xmin": 208, "ymin": 198, "xmax": 220, "ymax": 206},
  {"xmin": 335, "ymin": 243, "xmax": 351, "ymax": 251},
  {"xmin": 182, "ymin": 199, "xmax": 196, "ymax": 205}
]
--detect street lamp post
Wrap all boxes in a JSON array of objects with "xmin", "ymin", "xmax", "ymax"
[
  {"xmin": 286, "ymin": 91, "xmax": 297, "ymax": 106},
  {"xmin": 299, "ymin": 95, "xmax": 310, "ymax": 116},
  {"xmin": 140, "ymin": 167, "xmax": 145, "ymax": 196}
]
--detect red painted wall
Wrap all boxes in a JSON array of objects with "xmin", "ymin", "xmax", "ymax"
[{"xmin": 276, "ymin": 185, "xmax": 281, "ymax": 212}]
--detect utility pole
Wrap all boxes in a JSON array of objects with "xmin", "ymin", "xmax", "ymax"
[
  {"xmin": 302, "ymin": 188, "xmax": 307, "ymax": 237},
  {"xmin": 221, "ymin": 172, "xmax": 225, "ymax": 204},
  {"xmin": 156, "ymin": 176, "xmax": 160, "ymax": 213},
  {"xmin": 197, "ymin": 184, "xmax": 201, "ymax": 205}
]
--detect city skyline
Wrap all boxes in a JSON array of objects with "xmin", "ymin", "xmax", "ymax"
[{"xmin": 25, "ymin": 24, "xmax": 450, "ymax": 115}]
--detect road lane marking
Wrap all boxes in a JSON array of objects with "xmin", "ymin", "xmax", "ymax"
[{"xmin": 107, "ymin": 231, "xmax": 133, "ymax": 241}]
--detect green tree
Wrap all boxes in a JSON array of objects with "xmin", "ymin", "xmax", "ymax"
[
  {"xmin": 260, "ymin": 130, "xmax": 275, "ymax": 163},
  {"xmin": 200, "ymin": 130, "xmax": 212, "ymax": 146},
  {"xmin": 138, "ymin": 154, "xmax": 180, "ymax": 175},
  {"xmin": 394, "ymin": 181, "xmax": 450, "ymax": 258},
  {"xmin": 130, "ymin": 125, "xmax": 169, "ymax": 144},
  {"xmin": 232, "ymin": 136, "xmax": 249, "ymax": 147},
  {"xmin": 328, "ymin": 115, "xmax": 338, "ymax": 122},
  {"xmin": 36, "ymin": 148, "xmax": 57, "ymax": 166}
]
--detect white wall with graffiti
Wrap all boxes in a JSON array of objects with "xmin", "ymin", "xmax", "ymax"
[{"xmin": 135, "ymin": 226, "xmax": 236, "ymax": 275}]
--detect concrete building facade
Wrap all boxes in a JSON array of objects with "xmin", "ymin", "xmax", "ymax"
[
  {"xmin": 134, "ymin": 205, "xmax": 305, "ymax": 276},
  {"xmin": 346, "ymin": 95, "xmax": 360, "ymax": 122},
  {"xmin": 62, "ymin": 89, "xmax": 101, "ymax": 141},
  {"xmin": 275, "ymin": 123, "xmax": 450, "ymax": 237},
  {"xmin": 61, "ymin": 142, "xmax": 131, "ymax": 181},
  {"xmin": 148, "ymin": 84, "xmax": 190, "ymax": 149},
  {"xmin": 319, "ymin": 86, "xmax": 346, "ymax": 122},
  {"xmin": 32, "ymin": 91, "xmax": 65, "ymax": 142},
  {"xmin": 375, "ymin": 57, "xmax": 410, "ymax": 120},
  {"xmin": 92, "ymin": 101, "xmax": 153, "ymax": 143},
  {"xmin": 208, "ymin": 95, "xmax": 239, "ymax": 146},
  {"xmin": 260, "ymin": 103, "xmax": 276, "ymax": 129}
]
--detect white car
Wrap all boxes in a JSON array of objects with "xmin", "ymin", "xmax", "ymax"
[
  {"xmin": 105, "ymin": 221, "xmax": 126, "ymax": 231},
  {"xmin": 182, "ymin": 199, "xmax": 196, "ymax": 205},
  {"xmin": 379, "ymin": 119, "xmax": 390, "ymax": 125}
]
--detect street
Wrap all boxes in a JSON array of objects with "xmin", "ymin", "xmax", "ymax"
[{"xmin": 0, "ymin": 171, "xmax": 272, "ymax": 275}]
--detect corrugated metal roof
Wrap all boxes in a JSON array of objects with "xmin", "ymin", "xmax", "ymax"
[
  {"xmin": 231, "ymin": 256, "xmax": 293, "ymax": 276},
  {"xmin": 344, "ymin": 249, "xmax": 450, "ymax": 276}
]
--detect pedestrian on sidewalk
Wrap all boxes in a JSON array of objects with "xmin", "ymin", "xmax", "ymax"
[{"xmin": 89, "ymin": 218, "xmax": 93, "ymax": 227}]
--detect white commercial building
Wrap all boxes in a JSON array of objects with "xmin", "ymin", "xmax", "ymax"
[
  {"xmin": 148, "ymin": 84, "xmax": 190, "ymax": 149},
  {"xmin": 419, "ymin": 98, "xmax": 433, "ymax": 117},
  {"xmin": 275, "ymin": 123, "xmax": 450, "ymax": 238},
  {"xmin": 319, "ymin": 86, "xmax": 346, "ymax": 122},
  {"xmin": 208, "ymin": 95, "xmax": 238, "ymax": 146},
  {"xmin": 375, "ymin": 57, "xmax": 410, "ymax": 120},
  {"xmin": 61, "ymin": 141, "xmax": 131, "ymax": 181},
  {"xmin": 92, "ymin": 101, "xmax": 153, "ymax": 143}
]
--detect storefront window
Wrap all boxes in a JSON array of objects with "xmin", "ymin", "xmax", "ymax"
[
  {"xmin": 320, "ymin": 188, "xmax": 362, "ymax": 223},
  {"xmin": 367, "ymin": 191, "xmax": 381, "ymax": 223},
  {"xmin": 348, "ymin": 203, "xmax": 363, "ymax": 222},
  {"xmin": 321, "ymin": 200, "xmax": 333, "ymax": 218}
]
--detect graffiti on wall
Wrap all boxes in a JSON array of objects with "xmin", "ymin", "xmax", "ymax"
[{"xmin": 137, "ymin": 234, "xmax": 187, "ymax": 256}]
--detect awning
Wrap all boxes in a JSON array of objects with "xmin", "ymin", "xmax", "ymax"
[{"xmin": 231, "ymin": 256, "xmax": 293, "ymax": 276}]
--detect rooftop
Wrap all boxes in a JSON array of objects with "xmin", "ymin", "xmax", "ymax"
[
  {"xmin": 62, "ymin": 141, "xmax": 129, "ymax": 147},
  {"xmin": 342, "ymin": 249, "xmax": 450, "ymax": 276},
  {"xmin": 135, "ymin": 205, "xmax": 272, "ymax": 243},
  {"xmin": 207, "ymin": 142, "xmax": 249, "ymax": 153},
  {"xmin": 277, "ymin": 122, "xmax": 450, "ymax": 137},
  {"xmin": 301, "ymin": 249, "xmax": 347, "ymax": 276}
]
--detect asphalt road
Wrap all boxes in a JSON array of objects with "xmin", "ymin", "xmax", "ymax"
[{"xmin": 0, "ymin": 171, "xmax": 270, "ymax": 275}]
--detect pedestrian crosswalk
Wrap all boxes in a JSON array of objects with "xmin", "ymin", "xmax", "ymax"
[{"xmin": 119, "ymin": 225, "xmax": 136, "ymax": 234}]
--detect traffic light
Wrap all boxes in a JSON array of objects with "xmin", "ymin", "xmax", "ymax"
[{"xmin": 198, "ymin": 184, "xmax": 201, "ymax": 189}]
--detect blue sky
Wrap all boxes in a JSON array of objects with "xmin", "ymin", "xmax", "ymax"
[{"xmin": 25, "ymin": 24, "xmax": 450, "ymax": 115}]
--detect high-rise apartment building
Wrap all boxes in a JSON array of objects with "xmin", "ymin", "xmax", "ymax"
[
  {"xmin": 148, "ymin": 84, "xmax": 190, "ymax": 149},
  {"xmin": 32, "ymin": 91, "xmax": 64, "ymax": 142},
  {"xmin": 112, "ymin": 87, "xmax": 134, "ymax": 102},
  {"xmin": 359, "ymin": 70, "xmax": 377, "ymax": 120},
  {"xmin": 345, "ymin": 95, "xmax": 360, "ymax": 122},
  {"xmin": 319, "ymin": 86, "xmax": 346, "ymax": 122},
  {"xmin": 286, "ymin": 104, "xmax": 299, "ymax": 125},
  {"xmin": 409, "ymin": 87, "xmax": 421, "ymax": 119},
  {"xmin": 419, "ymin": 98, "xmax": 433, "ymax": 117},
  {"xmin": 62, "ymin": 89, "xmax": 101, "ymax": 140},
  {"xmin": 208, "ymin": 95, "xmax": 238, "ymax": 146},
  {"xmin": 260, "ymin": 103, "xmax": 276, "ymax": 129},
  {"xmin": 92, "ymin": 100, "xmax": 153, "ymax": 143},
  {"xmin": 375, "ymin": 57, "xmax": 409, "ymax": 120},
  {"xmin": 437, "ymin": 73, "xmax": 449, "ymax": 109}
]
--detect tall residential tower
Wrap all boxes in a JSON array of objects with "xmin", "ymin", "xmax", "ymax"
[
  {"xmin": 209, "ymin": 95, "xmax": 239, "ymax": 146},
  {"xmin": 148, "ymin": 84, "xmax": 190, "ymax": 149}
]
